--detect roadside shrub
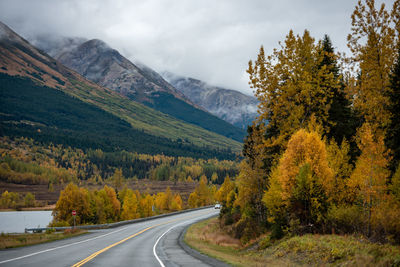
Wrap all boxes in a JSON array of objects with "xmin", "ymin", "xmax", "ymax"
[
  {"xmin": 327, "ymin": 204, "xmax": 365, "ymax": 234},
  {"xmin": 45, "ymin": 228, "xmax": 55, "ymax": 234},
  {"xmin": 258, "ymin": 235, "xmax": 273, "ymax": 249},
  {"xmin": 49, "ymin": 220, "xmax": 69, "ymax": 227}
]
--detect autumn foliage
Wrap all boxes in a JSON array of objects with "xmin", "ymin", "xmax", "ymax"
[
  {"xmin": 51, "ymin": 183, "xmax": 184, "ymax": 226},
  {"xmin": 188, "ymin": 175, "xmax": 215, "ymax": 208},
  {"xmin": 219, "ymin": 0, "xmax": 400, "ymax": 244},
  {"xmin": 264, "ymin": 129, "xmax": 333, "ymax": 231}
]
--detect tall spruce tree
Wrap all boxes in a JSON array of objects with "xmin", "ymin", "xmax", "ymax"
[{"xmin": 320, "ymin": 35, "xmax": 358, "ymax": 144}]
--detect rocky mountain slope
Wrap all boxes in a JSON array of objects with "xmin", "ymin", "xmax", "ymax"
[
  {"xmin": 163, "ymin": 72, "xmax": 259, "ymax": 129},
  {"xmin": 0, "ymin": 21, "xmax": 242, "ymax": 157},
  {"xmin": 35, "ymin": 37, "xmax": 245, "ymax": 142}
]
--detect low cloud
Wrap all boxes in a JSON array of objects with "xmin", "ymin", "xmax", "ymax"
[{"xmin": 0, "ymin": 0, "xmax": 393, "ymax": 95}]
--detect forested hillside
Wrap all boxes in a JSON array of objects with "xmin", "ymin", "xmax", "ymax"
[{"xmin": 0, "ymin": 74, "xmax": 236, "ymax": 159}]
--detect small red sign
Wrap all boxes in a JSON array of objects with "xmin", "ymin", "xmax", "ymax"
[{"xmin": 72, "ymin": 210, "xmax": 76, "ymax": 216}]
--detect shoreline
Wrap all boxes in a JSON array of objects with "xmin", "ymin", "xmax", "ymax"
[{"xmin": 0, "ymin": 204, "xmax": 55, "ymax": 212}]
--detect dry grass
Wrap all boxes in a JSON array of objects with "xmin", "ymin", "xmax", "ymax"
[
  {"xmin": 0, "ymin": 229, "xmax": 86, "ymax": 249},
  {"xmin": 196, "ymin": 221, "xmax": 241, "ymax": 248},
  {"xmin": 185, "ymin": 217, "xmax": 272, "ymax": 266},
  {"xmin": 185, "ymin": 217, "xmax": 400, "ymax": 267}
]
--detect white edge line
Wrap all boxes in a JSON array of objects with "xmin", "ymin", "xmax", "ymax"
[
  {"xmin": 0, "ymin": 225, "xmax": 131, "ymax": 264},
  {"xmin": 153, "ymin": 212, "xmax": 217, "ymax": 267},
  {"xmin": 153, "ymin": 222, "xmax": 186, "ymax": 267}
]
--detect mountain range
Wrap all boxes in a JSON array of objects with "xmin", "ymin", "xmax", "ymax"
[
  {"xmin": 163, "ymin": 72, "xmax": 258, "ymax": 129},
  {"xmin": 0, "ymin": 21, "xmax": 242, "ymax": 159},
  {"xmin": 32, "ymin": 36, "xmax": 245, "ymax": 142},
  {"xmin": 32, "ymin": 35, "xmax": 257, "ymax": 130}
]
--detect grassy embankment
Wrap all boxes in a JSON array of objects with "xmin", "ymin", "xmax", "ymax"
[
  {"xmin": 0, "ymin": 229, "xmax": 86, "ymax": 249},
  {"xmin": 185, "ymin": 217, "xmax": 400, "ymax": 266}
]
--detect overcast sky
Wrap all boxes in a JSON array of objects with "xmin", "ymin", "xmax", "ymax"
[{"xmin": 0, "ymin": 0, "xmax": 393, "ymax": 95}]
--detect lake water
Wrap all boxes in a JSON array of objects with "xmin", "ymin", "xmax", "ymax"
[{"xmin": 0, "ymin": 211, "xmax": 53, "ymax": 233}]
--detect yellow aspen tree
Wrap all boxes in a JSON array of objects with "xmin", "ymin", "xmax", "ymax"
[
  {"xmin": 112, "ymin": 168, "xmax": 124, "ymax": 191},
  {"xmin": 165, "ymin": 186, "xmax": 173, "ymax": 210},
  {"xmin": 170, "ymin": 194, "xmax": 183, "ymax": 211},
  {"xmin": 140, "ymin": 194, "xmax": 154, "ymax": 217},
  {"xmin": 154, "ymin": 192, "xmax": 167, "ymax": 211},
  {"xmin": 188, "ymin": 191, "xmax": 198, "ymax": 208},
  {"xmin": 94, "ymin": 186, "xmax": 120, "ymax": 222},
  {"xmin": 225, "ymin": 190, "xmax": 237, "ymax": 209},
  {"xmin": 118, "ymin": 185, "xmax": 130, "ymax": 203},
  {"xmin": 263, "ymin": 167, "xmax": 285, "ymax": 224},
  {"xmin": 121, "ymin": 190, "xmax": 139, "ymax": 220},
  {"xmin": 194, "ymin": 175, "xmax": 210, "ymax": 206},
  {"xmin": 274, "ymin": 129, "xmax": 333, "ymax": 202},
  {"xmin": 348, "ymin": 124, "xmax": 390, "ymax": 202},
  {"xmin": 235, "ymin": 156, "xmax": 267, "ymax": 224},
  {"xmin": 263, "ymin": 129, "xmax": 333, "ymax": 228},
  {"xmin": 347, "ymin": 0, "xmax": 399, "ymax": 134},
  {"xmin": 186, "ymin": 176, "xmax": 194, "ymax": 183},
  {"xmin": 215, "ymin": 176, "xmax": 235, "ymax": 204},
  {"xmin": 211, "ymin": 172, "xmax": 219, "ymax": 183},
  {"xmin": 348, "ymin": 123, "xmax": 390, "ymax": 235},
  {"xmin": 326, "ymin": 138, "xmax": 353, "ymax": 204}
]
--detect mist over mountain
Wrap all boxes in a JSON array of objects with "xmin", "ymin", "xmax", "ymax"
[
  {"xmin": 38, "ymin": 37, "xmax": 188, "ymax": 103},
  {"xmin": 29, "ymin": 35, "xmax": 87, "ymax": 59},
  {"xmin": 163, "ymin": 72, "xmax": 258, "ymax": 129},
  {"xmin": 32, "ymin": 36, "xmax": 245, "ymax": 142}
]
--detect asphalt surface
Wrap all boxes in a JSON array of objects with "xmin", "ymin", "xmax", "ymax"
[{"xmin": 0, "ymin": 208, "xmax": 226, "ymax": 267}]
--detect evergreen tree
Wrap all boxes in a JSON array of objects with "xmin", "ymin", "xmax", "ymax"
[
  {"xmin": 320, "ymin": 35, "xmax": 358, "ymax": 144},
  {"xmin": 386, "ymin": 48, "xmax": 400, "ymax": 170}
]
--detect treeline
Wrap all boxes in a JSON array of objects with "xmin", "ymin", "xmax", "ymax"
[
  {"xmin": 220, "ymin": 0, "xmax": 400, "ymax": 244},
  {"xmin": 0, "ymin": 136, "xmax": 239, "ymax": 185},
  {"xmin": 0, "ymin": 155, "xmax": 75, "ymax": 185},
  {"xmin": 51, "ymin": 184, "xmax": 182, "ymax": 226},
  {"xmin": 0, "ymin": 191, "xmax": 36, "ymax": 209},
  {"xmin": 51, "ymin": 179, "xmax": 217, "ymax": 226}
]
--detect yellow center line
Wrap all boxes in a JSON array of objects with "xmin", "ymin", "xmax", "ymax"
[
  {"xmin": 71, "ymin": 226, "xmax": 153, "ymax": 267},
  {"xmin": 71, "ymin": 211, "xmax": 211, "ymax": 267}
]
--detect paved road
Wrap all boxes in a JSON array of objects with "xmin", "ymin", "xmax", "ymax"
[{"xmin": 0, "ymin": 208, "xmax": 223, "ymax": 267}]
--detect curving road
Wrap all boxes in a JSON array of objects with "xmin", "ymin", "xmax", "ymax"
[{"xmin": 0, "ymin": 207, "xmax": 226, "ymax": 267}]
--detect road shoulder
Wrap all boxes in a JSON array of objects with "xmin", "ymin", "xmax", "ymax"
[{"xmin": 178, "ymin": 220, "xmax": 231, "ymax": 267}]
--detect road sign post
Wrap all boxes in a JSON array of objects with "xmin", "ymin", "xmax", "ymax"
[{"xmin": 72, "ymin": 210, "xmax": 76, "ymax": 229}]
